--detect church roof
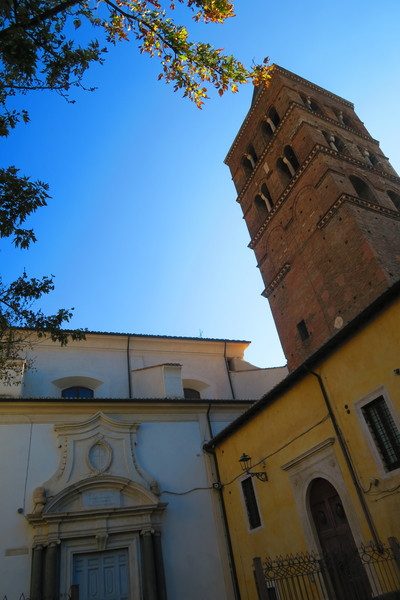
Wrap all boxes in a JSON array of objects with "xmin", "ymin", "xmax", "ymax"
[{"xmin": 64, "ymin": 330, "xmax": 250, "ymax": 344}]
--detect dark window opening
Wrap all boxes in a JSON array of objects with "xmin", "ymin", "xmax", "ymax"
[
  {"xmin": 248, "ymin": 144, "xmax": 258, "ymax": 162},
  {"xmin": 242, "ymin": 155, "xmax": 253, "ymax": 176},
  {"xmin": 361, "ymin": 149, "xmax": 378, "ymax": 166},
  {"xmin": 262, "ymin": 119, "xmax": 274, "ymax": 142},
  {"xmin": 183, "ymin": 388, "xmax": 200, "ymax": 399},
  {"xmin": 349, "ymin": 175, "xmax": 376, "ymax": 202},
  {"xmin": 261, "ymin": 182, "xmax": 273, "ymax": 209},
  {"xmin": 300, "ymin": 95, "xmax": 320, "ymax": 112},
  {"xmin": 62, "ymin": 386, "xmax": 94, "ymax": 399},
  {"xmin": 242, "ymin": 144, "xmax": 258, "ymax": 176},
  {"xmin": 262, "ymin": 107, "xmax": 280, "ymax": 142},
  {"xmin": 269, "ymin": 106, "xmax": 280, "ymax": 127},
  {"xmin": 297, "ymin": 320, "xmax": 309, "ymax": 341},
  {"xmin": 284, "ymin": 145, "xmax": 300, "ymax": 172},
  {"xmin": 387, "ymin": 190, "xmax": 400, "ymax": 211},
  {"xmin": 369, "ymin": 153, "xmax": 378, "ymax": 166},
  {"xmin": 338, "ymin": 110, "xmax": 353, "ymax": 128},
  {"xmin": 276, "ymin": 157, "xmax": 292, "ymax": 185},
  {"xmin": 323, "ymin": 132, "xmax": 345, "ymax": 153},
  {"xmin": 255, "ymin": 194, "xmax": 269, "ymax": 219},
  {"xmin": 334, "ymin": 137, "xmax": 346, "ymax": 153},
  {"xmin": 241, "ymin": 477, "xmax": 261, "ymax": 529},
  {"xmin": 362, "ymin": 396, "xmax": 400, "ymax": 472}
]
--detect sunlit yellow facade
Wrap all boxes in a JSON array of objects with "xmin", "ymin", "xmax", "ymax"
[{"xmin": 208, "ymin": 287, "xmax": 400, "ymax": 600}]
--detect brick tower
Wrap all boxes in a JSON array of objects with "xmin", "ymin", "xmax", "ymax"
[{"xmin": 226, "ymin": 66, "xmax": 400, "ymax": 371}]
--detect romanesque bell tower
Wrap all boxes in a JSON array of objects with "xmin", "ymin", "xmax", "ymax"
[{"xmin": 226, "ymin": 66, "xmax": 400, "ymax": 371}]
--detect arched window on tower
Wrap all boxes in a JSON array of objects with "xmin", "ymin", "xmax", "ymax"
[
  {"xmin": 276, "ymin": 145, "xmax": 299, "ymax": 186},
  {"xmin": 242, "ymin": 144, "xmax": 258, "ymax": 176},
  {"xmin": 283, "ymin": 145, "xmax": 300, "ymax": 175},
  {"xmin": 387, "ymin": 190, "xmax": 400, "ymax": 211},
  {"xmin": 261, "ymin": 182, "xmax": 273, "ymax": 210},
  {"xmin": 276, "ymin": 157, "xmax": 292, "ymax": 186},
  {"xmin": 254, "ymin": 194, "xmax": 269, "ymax": 220},
  {"xmin": 360, "ymin": 148, "xmax": 378, "ymax": 166},
  {"xmin": 268, "ymin": 106, "xmax": 280, "ymax": 129},
  {"xmin": 323, "ymin": 132, "xmax": 346, "ymax": 153},
  {"xmin": 262, "ymin": 107, "xmax": 279, "ymax": 139},
  {"xmin": 254, "ymin": 182, "xmax": 273, "ymax": 219},
  {"xmin": 349, "ymin": 175, "xmax": 376, "ymax": 202},
  {"xmin": 261, "ymin": 119, "xmax": 273, "ymax": 143},
  {"xmin": 300, "ymin": 94, "xmax": 320, "ymax": 112},
  {"xmin": 262, "ymin": 107, "xmax": 281, "ymax": 142},
  {"xmin": 337, "ymin": 110, "xmax": 355, "ymax": 129}
]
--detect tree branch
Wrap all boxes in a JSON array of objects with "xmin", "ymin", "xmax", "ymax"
[{"xmin": 0, "ymin": 0, "xmax": 81, "ymax": 40}]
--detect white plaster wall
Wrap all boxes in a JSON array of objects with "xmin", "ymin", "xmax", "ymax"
[
  {"xmin": 134, "ymin": 352, "xmax": 233, "ymax": 399},
  {"xmin": 22, "ymin": 346, "xmax": 129, "ymax": 398},
  {"xmin": 135, "ymin": 421, "xmax": 229, "ymax": 600},
  {"xmin": 20, "ymin": 336, "xmax": 246, "ymax": 400},
  {"xmin": 230, "ymin": 365, "xmax": 288, "ymax": 399},
  {"xmin": 130, "ymin": 366, "xmax": 167, "ymax": 398},
  {"xmin": 0, "ymin": 423, "xmax": 59, "ymax": 596}
]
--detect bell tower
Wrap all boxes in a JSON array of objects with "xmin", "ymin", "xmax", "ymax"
[{"xmin": 226, "ymin": 66, "xmax": 400, "ymax": 371}]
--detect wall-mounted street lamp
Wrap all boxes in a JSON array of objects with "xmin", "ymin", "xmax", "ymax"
[{"xmin": 239, "ymin": 453, "xmax": 268, "ymax": 482}]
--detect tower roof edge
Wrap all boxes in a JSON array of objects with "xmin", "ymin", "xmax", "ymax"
[{"xmin": 224, "ymin": 64, "xmax": 354, "ymax": 165}]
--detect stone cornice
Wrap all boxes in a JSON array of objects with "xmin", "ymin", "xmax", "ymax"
[
  {"xmin": 275, "ymin": 66, "xmax": 353, "ymax": 108},
  {"xmin": 236, "ymin": 101, "xmax": 379, "ymax": 206},
  {"xmin": 225, "ymin": 65, "xmax": 354, "ymax": 164},
  {"xmin": 281, "ymin": 438, "xmax": 336, "ymax": 471},
  {"xmin": 317, "ymin": 193, "xmax": 400, "ymax": 229},
  {"xmin": 262, "ymin": 263, "xmax": 291, "ymax": 298},
  {"xmin": 248, "ymin": 144, "xmax": 400, "ymax": 250}
]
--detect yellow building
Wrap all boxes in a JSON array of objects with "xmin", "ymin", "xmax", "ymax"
[{"xmin": 206, "ymin": 281, "xmax": 400, "ymax": 600}]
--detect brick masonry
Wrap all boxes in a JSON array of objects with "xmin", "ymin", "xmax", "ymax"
[{"xmin": 226, "ymin": 66, "xmax": 400, "ymax": 370}]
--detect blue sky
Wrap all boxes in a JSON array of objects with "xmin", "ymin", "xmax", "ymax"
[{"xmin": 2, "ymin": 0, "xmax": 400, "ymax": 368}]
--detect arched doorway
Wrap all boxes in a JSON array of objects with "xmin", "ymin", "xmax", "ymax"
[
  {"xmin": 310, "ymin": 478, "xmax": 355, "ymax": 554},
  {"xmin": 310, "ymin": 478, "xmax": 370, "ymax": 600}
]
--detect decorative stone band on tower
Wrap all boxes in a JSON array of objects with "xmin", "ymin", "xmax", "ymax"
[{"xmin": 226, "ymin": 65, "xmax": 400, "ymax": 370}]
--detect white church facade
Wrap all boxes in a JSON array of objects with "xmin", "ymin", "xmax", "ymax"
[{"xmin": 0, "ymin": 331, "xmax": 286, "ymax": 600}]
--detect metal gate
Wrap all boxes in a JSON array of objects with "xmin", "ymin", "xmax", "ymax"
[{"xmin": 254, "ymin": 539, "xmax": 400, "ymax": 600}]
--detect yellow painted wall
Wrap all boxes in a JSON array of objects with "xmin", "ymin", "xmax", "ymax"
[{"xmin": 215, "ymin": 296, "xmax": 400, "ymax": 600}]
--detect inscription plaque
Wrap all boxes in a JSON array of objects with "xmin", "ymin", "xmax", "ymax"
[
  {"xmin": 82, "ymin": 491, "xmax": 120, "ymax": 510},
  {"xmin": 5, "ymin": 548, "xmax": 29, "ymax": 557}
]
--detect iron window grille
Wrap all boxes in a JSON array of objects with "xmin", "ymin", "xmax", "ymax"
[{"xmin": 362, "ymin": 396, "xmax": 400, "ymax": 471}]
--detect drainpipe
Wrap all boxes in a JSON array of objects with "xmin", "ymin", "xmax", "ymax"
[
  {"xmin": 205, "ymin": 404, "xmax": 241, "ymax": 600},
  {"xmin": 224, "ymin": 342, "xmax": 235, "ymax": 400},
  {"xmin": 304, "ymin": 365, "xmax": 380, "ymax": 546},
  {"xmin": 127, "ymin": 335, "xmax": 132, "ymax": 399}
]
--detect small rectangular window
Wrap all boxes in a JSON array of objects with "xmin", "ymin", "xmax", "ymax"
[
  {"xmin": 297, "ymin": 320, "xmax": 309, "ymax": 341},
  {"xmin": 241, "ymin": 477, "xmax": 261, "ymax": 529},
  {"xmin": 362, "ymin": 396, "xmax": 400, "ymax": 472}
]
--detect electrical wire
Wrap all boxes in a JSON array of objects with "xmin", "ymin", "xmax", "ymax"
[
  {"xmin": 221, "ymin": 413, "xmax": 331, "ymax": 487},
  {"xmin": 372, "ymin": 490, "xmax": 400, "ymax": 502},
  {"xmin": 161, "ymin": 487, "xmax": 212, "ymax": 496}
]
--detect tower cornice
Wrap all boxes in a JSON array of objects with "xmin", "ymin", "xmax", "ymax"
[
  {"xmin": 225, "ymin": 65, "xmax": 354, "ymax": 165},
  {"xmin": 248, "ymin": 144, "xmax": 400, "ymax": 250}
]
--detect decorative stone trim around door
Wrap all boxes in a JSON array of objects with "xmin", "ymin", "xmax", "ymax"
[{"xmin": 280, "ymin": 438, "xmax": 366, "ymax": 554}]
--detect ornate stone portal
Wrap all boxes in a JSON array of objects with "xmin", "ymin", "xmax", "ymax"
[{"xmin": 27, "ymin": 412, "xmax": 167, "ymax": 600}]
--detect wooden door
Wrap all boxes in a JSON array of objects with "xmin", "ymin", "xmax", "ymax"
[
  {"xmin": 73, "ymin": 549, "xmax": 130, "ymax": 600},
  {"xmin": 310, "ymin": 478, "xmax": 370, "ymax": 600}
]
